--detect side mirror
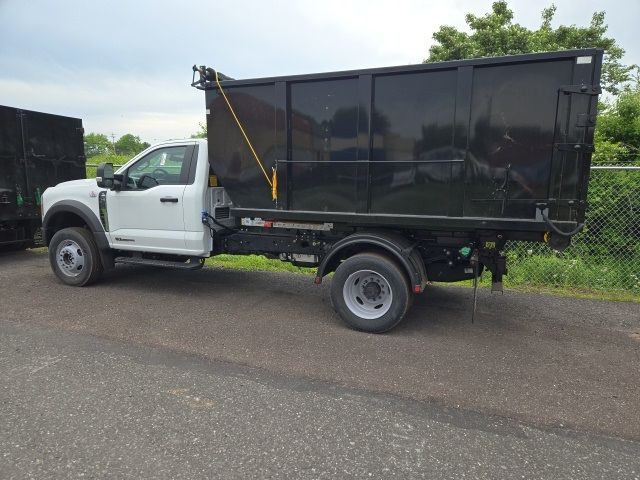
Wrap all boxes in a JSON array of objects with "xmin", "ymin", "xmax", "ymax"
[{"xmin": 96, "ymin": 163, "xmax": 114, "ymax": 189}]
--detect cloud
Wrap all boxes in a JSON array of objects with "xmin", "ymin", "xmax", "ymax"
[
  {"xmin": 89, "ymin": 112, "xmax": 204, "ymax": 143},
  {"xmin": 1, "ymin": 0, "xmax": 637, "ymax": 143},
  {"xmin": 0, "ymin": 74, "xmax": 204, "ymax": 140}
]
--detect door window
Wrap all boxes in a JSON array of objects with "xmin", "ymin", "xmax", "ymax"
[{"xmin": 125, "ymin": 146, "xmax": 191, "ymax": 189}]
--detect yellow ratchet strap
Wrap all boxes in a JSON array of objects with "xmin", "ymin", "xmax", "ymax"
[
  {"xmin": 271, "ymin": 167, "xmax": 278, "ymax": 201},
  {"xmin": 214, "ymin": 71, "xmax": 275, "ymax": 200}
]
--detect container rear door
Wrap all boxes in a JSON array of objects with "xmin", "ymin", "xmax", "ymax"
[{"xmin": 547, "ymin": 54, "xmax": 601, "ymax": 224}]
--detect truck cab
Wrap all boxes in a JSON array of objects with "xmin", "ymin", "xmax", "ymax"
[
  {"xmin": 99, "ymin": 139, "xmax": 212, "ymax": 256},
  {"xmin": 43, "ymin": 139, "xmax": 226, "ymax": 264}
]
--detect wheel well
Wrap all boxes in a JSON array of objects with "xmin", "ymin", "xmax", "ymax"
[
  {"xmin": 323, "ymin": 244, "xmax": 398, "ymax": 276},
  {"xmin": 45, "ymin": 211, "xmax": 88, "ymax": 246},
  {"xmin": 317, "ymin": 233, "xmax": 428, "ymax": 292}
]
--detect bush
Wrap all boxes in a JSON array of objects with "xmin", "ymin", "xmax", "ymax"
[
  {"xmin": 505, "ymin": 248, "xmax": 640, "ymax": 293},
  {"xmin": 86, "ymin": 153, "xmax": 129, "ymax": 178}
]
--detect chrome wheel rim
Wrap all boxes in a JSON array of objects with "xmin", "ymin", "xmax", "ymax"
[
  {"xmin": 343, "ymin": 269, "xmax": 393, "ymax": 320},
  {"xmin": 56, "ymin": 240, "xmax": 85, "ymax": 277}
]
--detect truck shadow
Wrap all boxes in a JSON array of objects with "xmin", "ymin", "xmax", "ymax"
[
  {"xmin": 397, "ymin": 285, "xmax": 517, "ymax": 334},
  {"xmin": 0, "ymin": 249, "xmax": 47, "ymax": 264},
  {"xmin": 98, "ymin": 264, "xmax": 516, "ymax": 335},
  {"xmin": 8, "ymin": 249, "xmax": 528, "ymax": 337}
]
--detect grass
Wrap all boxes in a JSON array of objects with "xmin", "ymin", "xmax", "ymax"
[
  {"xmin": 452, "ymin": 277, "xmax": 640, "ymax": 303},
  {"xmin": 205, "ymin": 254, "xmax": 314, "ymax": 274},
  {"xmin": 86, "ymin": 164, "xmax": 125, "ymax": 178},
  {"xmin": 502, "ymin": 284, "xmax": 639, "ymax": 303},
  {"xmin": 510, "ymin": 255, "xmax": 638, "ymax": 287}
]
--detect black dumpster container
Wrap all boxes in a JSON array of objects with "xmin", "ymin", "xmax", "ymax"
[
  {"xmin": 194, "ymin": 49, "xmax": 602, "ymax": 241},
  {"xmin": 0, "ymin": 106, "xmax": 85, "ymax": 249}
]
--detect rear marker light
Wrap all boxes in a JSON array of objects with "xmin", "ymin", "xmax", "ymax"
[
  {"xmin": 413, "ymin": 285, "xmax": 422, "ymax": 294},
  {"xmin": 314, "ymin": 277, "xmax": 322, "ymax": 285}
]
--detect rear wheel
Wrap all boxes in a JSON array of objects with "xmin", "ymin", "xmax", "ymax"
[
  {"xmin": 49, "ymin": 227, "xmax": 103, "ymax": 286},
  {"xmin": 330, "ymin": 252, "xmax": 411, "ymax": 333}
]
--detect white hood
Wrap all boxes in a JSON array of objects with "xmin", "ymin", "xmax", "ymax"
[{"xmin": 54, "ymin": 178, "xmax": 97, "ymax": 189}]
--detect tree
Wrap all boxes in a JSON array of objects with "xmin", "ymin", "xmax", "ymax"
[
  {"xmin": 593, "ymin": 75, "xmax": 640, "ymax": 164},
  {"xmin": 114, "ymin": 134, "xmax": 150, "ymax": 156},
  {"xmin": 84, "ymin": 132, "xmax": 112, "ymax": 157},
  {"xmin": 190, "ymin": 122, "xmax": 207, "ymax": 139},
  {"xmin": 425, "ymin": 1, "xmax": 634, "ymax": 94}
]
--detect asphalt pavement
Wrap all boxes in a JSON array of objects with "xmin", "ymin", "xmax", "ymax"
[{"xmin": 1, "ymin": 250, "xmax": 639, "ymax": 478}]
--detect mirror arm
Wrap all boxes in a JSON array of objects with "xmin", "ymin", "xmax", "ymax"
[{"xmin": 113, "ymin": 174, "xmax": 124, "ymax": 192}]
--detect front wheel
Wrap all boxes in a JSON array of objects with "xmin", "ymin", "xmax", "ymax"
[
  {"xmin": 49, "ymin": 227, "xmax": 103, "ymax": 286},
  {"xmin": 330, "ymin": 252, "xmax": 411, "ymax": 333}
]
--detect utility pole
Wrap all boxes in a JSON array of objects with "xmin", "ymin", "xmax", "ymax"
[{"xmin": 110, "ymin": 133, "xmax": 117, "ymax": 154}]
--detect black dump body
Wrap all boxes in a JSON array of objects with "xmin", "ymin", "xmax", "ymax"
[
  {"xmin": 195, "ymin": 49, "xmax": 602, "ymax": 241},
  {"xmin": 0, "ymin": 106, "xmax": 85, "ymax": 247}
]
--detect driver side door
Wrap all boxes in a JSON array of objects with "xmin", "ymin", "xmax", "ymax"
[{"xmin": 106, "ymin": 144, "xmax": 196, "ymax": 254}]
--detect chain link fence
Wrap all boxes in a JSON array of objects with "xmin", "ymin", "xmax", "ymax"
[{"xmin": 505, "ymin": 165, "xmax": 640, "ymax": 294}]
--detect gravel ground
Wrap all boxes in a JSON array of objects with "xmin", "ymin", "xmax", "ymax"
[{"xmin": 1, "ymin": 250, "xmax": 639, "ymax": 478}]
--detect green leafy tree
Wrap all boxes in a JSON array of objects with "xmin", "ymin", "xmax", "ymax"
[
  {"xmin": 593, "ymin": 77, "xmax": 640, "ymax": 164},
  {"xmin": 84, "ymin": 132, "xmax": 112, "ymax": 157},
  {"xmin": 114, "ymin": 134, "xmax": 150, "ymax": 156},
  {"xmin": 190, "ymin": 122, "xmax": 207, "ymax": 139},
  {"xmin": 425, "ymin": 1, "xmax": 634, "ymax": 94}
]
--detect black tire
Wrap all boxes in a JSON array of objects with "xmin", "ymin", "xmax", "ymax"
[
  {"xmin": 330, "ymin": 251, "xmax": 411, "ymax": 333},
  {"xmin": 49, "ymin": 227, "xmax": 103, "ymax": 286}
]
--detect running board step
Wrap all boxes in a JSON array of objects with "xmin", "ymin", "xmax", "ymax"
[{"xmin": 115, "ymin": 256, "xmax": 204, "ymax": 270}]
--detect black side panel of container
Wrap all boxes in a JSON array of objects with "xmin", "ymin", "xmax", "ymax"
[
  {"xmin": 289, "ymin": 77, "xmax": 359, "ymax": 212},
  {"xmin": 206, "ymin": 85, "xmax": 277, "ymax": 210},
  {"xmin": 0, "ymin": 106, "xmax": 21, "ymax": 222},
  {"xmin": 0, "ymin": 105, "xmax": 85, "ymax": 225},
  {"xmin": 369, "ymin": 69, "xmax": 460, "ymax": 216},
  {"xmin": 22, "ymin": 110, "xmax": 86, "ymax": 220}
]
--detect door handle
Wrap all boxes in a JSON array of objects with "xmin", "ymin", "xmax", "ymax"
[{"xmin": 160, "ymin": 197, "xmax": 179, "ymax": 203}]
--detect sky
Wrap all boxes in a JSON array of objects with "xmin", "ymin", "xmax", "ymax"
[{"xmin": 1, "ymin": 0, "xmax": 638, "ymax": 143}]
